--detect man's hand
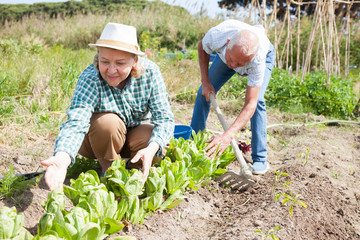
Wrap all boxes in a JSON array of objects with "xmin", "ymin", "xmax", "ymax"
[
  {"xmin": 204, "ymin": 133, "xmax": 233, "ymax": 158},
  {"xmin": 41, "ymin": 152, "xmax": 71, "ymax": 191},
  {"xmin": 130, "ymin": 142, "xmax": 159, "ymax": 184},
  {"xmin": 202, "ymin": 82, "xmax": 215, "ymax": 102}
]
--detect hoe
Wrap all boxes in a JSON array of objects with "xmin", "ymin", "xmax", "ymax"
[{"xmin": 209, "ymin": 93, "xmax": 255, "ymax": 191}]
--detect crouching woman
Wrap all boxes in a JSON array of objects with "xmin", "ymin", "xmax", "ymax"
[{"xmin": 41, "ymin": 23, "xmax": 174, "ymax": 190}]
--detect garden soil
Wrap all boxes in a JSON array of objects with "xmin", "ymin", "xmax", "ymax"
[{"xmin": 0, "ymin": 101, "xmax": 359, "ymax": 240}]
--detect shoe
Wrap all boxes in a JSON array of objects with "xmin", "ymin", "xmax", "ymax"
[{"xmin": 252, "ymin": 161, "xmax": 270, "ymax": 175}]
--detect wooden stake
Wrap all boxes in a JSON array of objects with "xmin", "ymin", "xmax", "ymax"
[
  {"xmin": 248, "ymin": 0, "xmax": 255, "ymax": 23},
  {"xmin": 301, "ymin": 0, "xmax": 322, "ymax": 81},
  {"xmin": 285, "ymin": 0, "xmax": 290, "ymax": 70},
  {"xmin": 272, "ymin": 0, "xmax": 278, "ymax": 68},
  {"xmin": 296, "ymin": 0, "xmax": 302, "ymax": 75},
  {"xmin": 327, "ymin": 0, "xmax": 334, "ymax": 87},
  {"xmin": 315, "ymin": 37, "xmax": 320, "ymax": 71},
  {"xmin": 345, "ymin": 0, "xmax": 353, "ymax": 78},
  {"xmin": 319, "ymin": 9, "xmax": 328, "ymax": 73},
  {"xmin": 262, "ymin": 0, "xmax": 267, "ymax": 28}
]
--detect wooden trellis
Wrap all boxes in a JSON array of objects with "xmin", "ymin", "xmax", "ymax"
[{"xmin": 240, "ymin": 0, "xmax": 357, "ymax": 82}]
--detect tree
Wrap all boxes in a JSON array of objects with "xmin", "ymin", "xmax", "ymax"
[
  {"xmin": 0, "ymin": 0, "xmax": 149, "ymax": 24},
  {"xmin": 218, "ymin": 0, "xmax": 360, "ymax": 20}
]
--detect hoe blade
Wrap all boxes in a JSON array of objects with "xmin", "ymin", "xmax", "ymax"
[{"xmin": 217, "ymin": 171, "xmax": 255, "ymax": 191}]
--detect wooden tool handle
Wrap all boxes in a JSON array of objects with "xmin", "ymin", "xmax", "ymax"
[{"xmin": 209, "ymin": 93, "xmax": 252, "ymax": 175}]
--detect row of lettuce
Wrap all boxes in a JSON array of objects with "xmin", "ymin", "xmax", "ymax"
[{"xmin": 0, "ymin": 131, "xmax": 236, "ymax": 240}]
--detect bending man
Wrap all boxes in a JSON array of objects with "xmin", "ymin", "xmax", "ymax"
[{"xmin": 191, "ymin": 19, "xmax": 275, "ymax": 175}]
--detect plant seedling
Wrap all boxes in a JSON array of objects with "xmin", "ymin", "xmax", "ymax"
[
  {"xmin": 298, "ymin": 148, "xmax": 310, "ymax": 167},
  {"xmin": 332, "ymin": 171, "xmax": 340, "ymax": 179},
  {"xmin": 255, "ymin": 225, "xmax": 283, "ymax": 240},
  {"xmin": 275, "ymin": 191, "xmax": 308, "ymax": 216},
  {"xmin": 0, "ymin": 164, "xmax": 35, "ymax": 205}
]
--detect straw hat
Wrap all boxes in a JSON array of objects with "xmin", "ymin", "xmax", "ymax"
[{"xmin": 89, "ymin": 22, "xmax": 145, "ymax": 56}]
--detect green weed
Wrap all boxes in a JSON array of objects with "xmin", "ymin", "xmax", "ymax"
[
  {"xmin": 298, "ymin": 148, "xmax": 310, "ymax": 167},
  {"xmin": 257, "ymin": 170, "xmax": 307, "ymax": 239},
  {"xmin": 0, "ymin": 164, "xmax": 35, "ymax": 206},
  {"xmin": 332, "ymin": 171, "xmax": 340, "ymax": 179},
  {"xmin": 274, "ymin": 191, "xmax": 308, "ymax": 216},
  {"xmin": 255, "ymin": 225, "xmax": 283, "ymax": 240}
]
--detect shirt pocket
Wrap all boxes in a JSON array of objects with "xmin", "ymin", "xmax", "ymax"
[{"xmin": 131, "ymin": 99, "xmax": 150, "ymax": 120}]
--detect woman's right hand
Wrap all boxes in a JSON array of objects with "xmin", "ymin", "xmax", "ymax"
[{"xmin": 41, "ymin": 152, "xmax": 71, "ymax": 191}]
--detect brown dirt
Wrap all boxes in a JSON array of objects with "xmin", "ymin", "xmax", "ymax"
[{"xmin": 0, "ymin": 102, "xmax": 359, "ymax": 240}]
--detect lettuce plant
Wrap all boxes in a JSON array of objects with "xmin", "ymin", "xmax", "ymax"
[
  {"xmin": 142, "ymin": 167, "xmax": 166, "ymax": 211},
  {"xmin": 102, "ymin": 159, "xmax": 146, "ymax": 225},
  {"xmin": 32, "ymin": 131, "xmax": 241, "ymax": 238},
  {"xmin": 0, "ymin": 206, "xmax": 32, "ymax": 240},
  {"xmin": 63, "ymin": 170, "xmax": 107, "ymax": 206},
  {"xmin": 41, "ymin": 188, "xmax": 66, "ymax": 214},
  {"xmin": 38, "ymin": 206, "xmax": 108, "ymax": 240},
  {"xmin": 160, "ymin": 158, "xmax": 190, "ymax": 195},
  {"xmin": 85, "ymin": 189, "xmax": 124, "ymax": 234},
  {"xmin": 165, "ymin": 131, "xmax": 234, "ymax": 190},
  {"xmin": 39, "ymin": 186, "xmax": 110, "ymax": 239}
]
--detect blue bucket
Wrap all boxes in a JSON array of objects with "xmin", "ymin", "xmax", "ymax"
[{"xmin": 174, "ymin": 125, "xmax": 192, "ymax": 140}]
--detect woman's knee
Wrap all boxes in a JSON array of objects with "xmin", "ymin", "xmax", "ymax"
[
  {"xmin": 89, "ymin": 113, "xmax": 126, "ymax": 135},
  {"xmin": 121, "ymin": 124, "xmax": 153, "ymax": 158}
]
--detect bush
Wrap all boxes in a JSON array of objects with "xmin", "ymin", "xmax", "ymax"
[{"xmin": 267, "ymin": 68, "xmax": 357, "ymax": 119}]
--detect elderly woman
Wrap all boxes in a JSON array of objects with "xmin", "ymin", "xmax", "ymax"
[{"xmin": 41, "ymin": 23, "xmax": 174, "ymax": 190}]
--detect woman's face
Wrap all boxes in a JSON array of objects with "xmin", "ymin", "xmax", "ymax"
[{"xmin": 98, "ymin": 47, "xmax": 137, "ymax": 88}]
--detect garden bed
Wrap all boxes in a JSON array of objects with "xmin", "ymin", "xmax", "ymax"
[{"xmin": 0, "ymin": 103, "xmax": 359, "ymax": 240}]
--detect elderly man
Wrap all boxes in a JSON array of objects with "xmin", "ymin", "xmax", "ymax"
[{"xmin": 190, "ymin": 19, "xmax": 275, "ymax": 175}]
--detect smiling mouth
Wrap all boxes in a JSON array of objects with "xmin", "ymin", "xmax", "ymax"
[{"xmin": 107, "ymin": 75, "xmax": 119, "ymax": 80}]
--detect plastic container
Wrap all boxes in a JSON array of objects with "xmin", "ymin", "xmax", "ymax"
[{"xmin": 174, "ymin": 125, "xmax": 192, "ymax": 140}]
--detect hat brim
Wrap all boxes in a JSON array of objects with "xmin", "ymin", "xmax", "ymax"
[{"xmin": 89, "ymin": 43, "xmax": 145, "ymax": 56}]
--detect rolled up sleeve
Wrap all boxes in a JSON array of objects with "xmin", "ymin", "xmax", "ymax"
[
  {"xmin": 147, "ymin": 65, "xmax": 174, "ymax": 155},
  {"xmin": 54, "ymin": 68, "xmax": 99, "ymax": 162}
]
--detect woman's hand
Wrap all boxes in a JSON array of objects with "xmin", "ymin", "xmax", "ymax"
[
  {"xmin": 41, "ymin": 152, "xmax": 71, "ymax": 191},
  {"xmin": 130, "ymin": 142, "xmax": 159, "ymax": 184},
  {"xmin": 204, "ymin": 133, "xmax": 232, "ymax": 158}
]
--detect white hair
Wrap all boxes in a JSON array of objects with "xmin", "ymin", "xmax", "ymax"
[{"xmin": 228, "ymin": 29, "xmax": 259, "ymax": 57}]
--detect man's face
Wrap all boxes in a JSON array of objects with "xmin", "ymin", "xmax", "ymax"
[{"xmin": 225, "ymin": 44, "xmax": 254, "ymax": 69}]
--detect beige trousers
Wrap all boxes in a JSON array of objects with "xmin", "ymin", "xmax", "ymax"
[{"xmin": 78, "ymin": 113, "xmax": 161, "ymax": 171}]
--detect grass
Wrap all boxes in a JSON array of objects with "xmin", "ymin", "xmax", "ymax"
[
  {"xmin": 1, "ymin": 43, "xmax": 93, "ymax": 112},
  {"xmin": 0, "ymin": 4, "xmax": 218, "ymax": 51}
]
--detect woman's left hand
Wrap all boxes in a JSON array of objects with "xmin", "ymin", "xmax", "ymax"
[
  {"xmin": 130, "ymin": 142, "xmax": 160, "ymax": 184},
  {"xmin": 204, "ymin": 133, "xmax": 232, "ymax": 158}
]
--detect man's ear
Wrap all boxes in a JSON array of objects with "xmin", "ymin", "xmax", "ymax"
[{"xmin": 226, "ymin": 38, "xmax": 230, "ymax": 46}]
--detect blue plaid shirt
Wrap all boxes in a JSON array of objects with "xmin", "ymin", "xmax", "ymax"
[{"xmin": 54, "ymin": 58, "xmax": 174, "ymax": 161}]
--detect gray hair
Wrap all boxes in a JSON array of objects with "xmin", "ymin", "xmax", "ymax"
[
  {"xmin": 93, "ymin": 51, "xmax": 145, "ymax": 79},
  {"xmin": 228, "ymin": 29, "xmax": 259, "ymax": 57}
]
